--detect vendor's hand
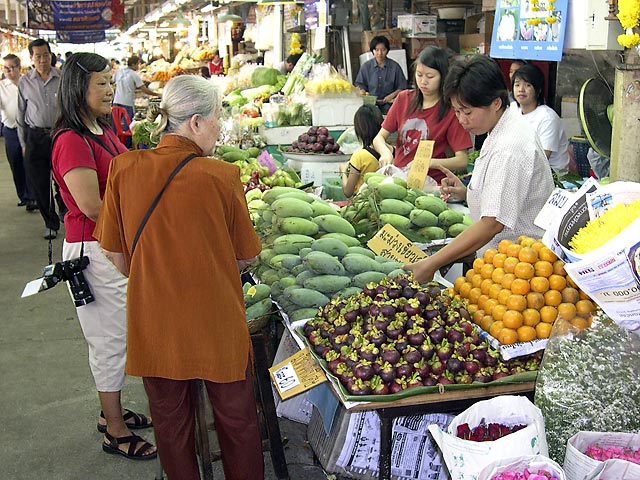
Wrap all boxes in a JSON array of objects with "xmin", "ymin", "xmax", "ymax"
[
  {"xmin": 437, "ymin": 165, "xmax": 466, "ymax": 202},
  {"xmin": 383, "ymin": 94, "xmax": 395, "ymax": 104},
  {"xmin": 379, "ymin": 151, "xmax": 393, "ymax": 168},
  {"xmin": 403, "ymin": 258, "xmax": 438, "ymax": 284}
]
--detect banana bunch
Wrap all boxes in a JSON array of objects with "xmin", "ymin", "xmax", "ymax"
[{"xmin": 305, "ymin": 78, "xmax": 354, "ymax": 95}]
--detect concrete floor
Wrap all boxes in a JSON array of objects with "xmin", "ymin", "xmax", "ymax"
[{"xmin": 0, "ymin": 138, "xmax": 330, "ymax": 480}]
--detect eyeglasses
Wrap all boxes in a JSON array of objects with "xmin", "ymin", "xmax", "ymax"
[{"xmin": 3, "ymin": 65, "xmax": 19, "ymax": 71}]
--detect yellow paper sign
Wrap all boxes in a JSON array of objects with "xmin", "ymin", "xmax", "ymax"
[
  {"xmin": 367, "ymin": 224, "xmax": 427, "ymax": 264},
  {"xmin": 406, "ymin": 140, "xmax": 435, "ymax": 189},
  {"xmin": 269, "ymin": 347, "xmax": 327, "ymax": 400}
]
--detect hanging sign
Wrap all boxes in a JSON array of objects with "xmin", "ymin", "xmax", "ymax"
[
  {"xmin": 490, "ymin": 0, "xmax": 568, "ymax": 61},
  {"xmin": 27, "ymin": 0, "xmax": 124, "ymax": 31},
  {"xmin": 57, "ymin": 30, "xmax": 106, "ymax": 43}
]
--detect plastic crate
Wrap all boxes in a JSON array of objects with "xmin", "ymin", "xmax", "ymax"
[{"xmin": 569, "ymin": 136, "xmax": 591, "ymax": 177}]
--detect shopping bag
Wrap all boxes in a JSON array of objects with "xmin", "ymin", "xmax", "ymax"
[
  {"xmin": 477, "ymin": 454, "xmax": 565, "ymax": 480},
  {"xmin": 584, "ymin": 458, "xmax": 640, "ymax": 480},
  {"xmin": 563, "ymin": 431, "xmax": 640, "ymax": 480}
]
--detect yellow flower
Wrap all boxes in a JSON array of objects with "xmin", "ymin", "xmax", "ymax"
[
  {"xmin": 545, "ymin": 16, "xmax": 557, "ymax": 24},
  {"xmin": 616, "ymin": 0, "xmax": 640, "ymax": 30},
  {"xmin": 618, "ymin": 32, "xmax": 640, "ymax": 48}
]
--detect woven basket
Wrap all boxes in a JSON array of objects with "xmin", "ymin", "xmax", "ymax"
[
  {"xmin": 569, "ymin": 136, "xmax": 591, "ymax": 178},
  {"xmin": 247, "ymin": 313, "xmax": 271, "ymax": 334}
]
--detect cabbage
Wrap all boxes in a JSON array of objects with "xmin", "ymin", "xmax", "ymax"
[{"xmin": 251, "ymin": 67, "xmax": 280, "ymax": 87}]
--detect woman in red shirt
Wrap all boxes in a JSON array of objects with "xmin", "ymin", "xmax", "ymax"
[{"xmin": 372, "ymin": 46, "xmax": 472, "ymax": 184}]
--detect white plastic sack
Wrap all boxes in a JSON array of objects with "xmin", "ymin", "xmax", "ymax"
[
  {"xmin": 428, "ymin": 395, "xmax": 549, "ymax": 480},
  {"xmin": 478, "ymin": 454, "xmax": 565, "ymax": 480},
  {"xmin": 375, "ymin": 165, "xmax": 439, "ymax": 193},
  {"xmin": 563, "ymin": 431, "xmax": 640, "ymax": 480},
  {"xmin": 584, "ymin": 458, "xmax": 640, "ymax": 480}
]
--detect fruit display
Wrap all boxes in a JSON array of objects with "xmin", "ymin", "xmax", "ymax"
[
  {"xmin": 341, "ymin": 173, "xmax": 473, "ymax": 243},
  {"xmin": 284, "ymin": 126, "xmax": 343, "ymax": 154},
  {"xmin": 243, "ymin": 282, "xmax": 273, "ymax": 322},
  {"xmin": 301, "ymin": 274, "xmax": 540, "ymax": 397},
  {"xmin": 456, "ymin": 421, "xmax": 527, "ymax": 442},
  {"xmin": 450, "ymin": 236, "xmax": 597, "ymax": 344}
]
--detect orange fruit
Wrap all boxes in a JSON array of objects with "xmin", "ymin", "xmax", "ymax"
[
  {"xmin": 517, "ymin": 325, "xmax": 537, "ymax": 342},
  {"xmin": 498, "ymin": 328, "xmax": 518, "ymax": 345},
  {"xmin": 469, "ymin": 287, "xmax": 482, "ymax": 305},
  {"xmin": 579, "ymin": 289, "xmax": 591, "ymax": 300},
  {"xmin": 539, "ymin": 246, "xmax": 558, "ymax": 262},
  {"xmin": 477, "ymin": 294, "xmax": 490, "ymax": 311},
  {"xmin": 498, "ymin": 288, "xmax": 513, "ymax": 305},
  {"xmin": 480, "ymin": 315, "xmax": 495, "ymax": 332},
  {"xmin": 557, "ymin": 302, "xmax": 577, "ymax": 321},
  {"xmin": 481, "ymin": 278, "xmax": 494, "ymax": 295},
  {"xmin": 553, "ymin": 260, "xmax": 566, "ymax": 276},
  {"xmin": 492, "ymin": 304, "xmax": 507, "ymax": 321},
  {"xmin": 492, "ymin": 253, "xmax": 507, "ymax": 268},
  {"xmin": 536, "ymin": 322, "xmax": 553, "ymax": 339},
  {"xmin": 503, "ymin": 310, "xmax": 524, "ymax": 329},
  {"xmin": 503, "ymin": 257, "xmax": 519, "ymax": 274},
  {"xmin": 530, "ymin": 276, "xmax": 550, "ymax": 293},
  {"xmin": 465, "ymin": 269, "xmax": 475, "ymax": 282},
  {"xmin": 526, "ymin": 292, "xmax": 545, "ymax": 310},
  {"xmin": 483, "ymin": 248, "xmax": 498, "ymax": 264},
  {"xmin": 518, "ymin": 246, "xmax": 539, "ymax": 264},
  {"xmin": 561, "ymin": 287, "xmax": 580, "ymax": 304},
  {"xmin": 489, "ymin": 320, "xmax": 504, "ymax": 338},
  {"xmin": 522, "ymin": 308, "xmax": 541, "ymax": 326},
  {"xmin": 570, "ymin": 317, "xmax": 592, "ymax": 330},
  {"xmin": 506, "ymin": 243, "xmax": 523, "ymax": 258},
  {"xmin": 501, "ymin": 273, "xmax": 516, "ymax": 290},
  {"xmin": 534, "ymin": 260, "xmax": 553, "ymax": 278},
  {"xmin": 489, "ymin": 283, "xmax": 503, "ymax": 300},
  {"xmin": 531, "ymin": 240, "xmax": 545, "ymax": 252},
  {"xmin": 472, "ymin": 273, "xmax": 483, "ymax": 289},
  {"xmin": 517, "ymin": 235, "xmax": 535, "ymax": 247},
  {"xmin": 459, "ymin": 282, "xmax": 473, "ymax": 299},
  {"xmin": 491, "ymin": 267, "xmax": 505, "ymax": 285},
  {"xmin": 511, "ymin": 278, "xmax": 531, "ymax": 296},
  {"xmin": 514, "ymin": 262, "xmax": 535, "ymax": 280},
  {"xmin": 567, "ymin": 275, "xmax": 578, "ymax": 289},
  {"xmin": 544, "ymin": 289, "xmax": 563, "ymax": 307},
  {"xmin": 481, "ymin": 263, "xmax": 495, "ymax": 280},
  {"xmin": 576, "ymin": 299, "xmax": 596, "ymax": 317},
  {"xmin": 548, "ymin": 274, "xmax": 567, "ymax": 291},
  {"xmin": 468, "ymin": 303, "xmax": 479, "ymax": 316},
  {"xmin": 506, "ymin": 294, "xmax": 527, "ymax": 312},
  {"xmin": 484, "ymin": 298, "xmax": 499, "ymax": 315},
  {"xmin": 540, "ymin": 305, "xmax": 559, "ymax": 323},
  {"xmin": 473, "ymin": 308, "xmax": 486, "ymax": 324},
  {"xmin": 473, "ymin": 258, "xmax": 485, "ymax": 273},
  {"xmin": 498, "ymin": 239, "xmax": 513, "ymax": 254},
  {"xmin": 454, "ymin": 276, "xmax": 466, "ymax": 292}
]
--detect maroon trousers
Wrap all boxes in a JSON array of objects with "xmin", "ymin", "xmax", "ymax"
[{"xmin": 143, "ymin": 365, "xmax": 264, "ymax": 480}]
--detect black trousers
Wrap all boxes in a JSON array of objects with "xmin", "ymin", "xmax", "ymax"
[
  {"xmin": 3, "ymin": 126, "xmax": 32, "ymax": 203},
  {"xmin": 23, "ymin": 126, "xmax": 63, "ymax": 231}
]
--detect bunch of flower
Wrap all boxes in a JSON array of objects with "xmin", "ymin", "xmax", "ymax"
[
  {"xmin": 456, "ymin": 420, "xmax": 527, "ymax": 442},
  {"xmin": 617, "ymin": 0, "xmax": 640, "ymax": 48},
  {"xmin": 585, "ymin": 445, "xmax": 640, "ymax": 464},
  {"xmin": 289, "ymin": 32, "xmax": 303, "ymax": 55},
  {"xmin": 527, "ymin": 0, "xmax": 557, "ymax": 25},
  {"xmin": 490, "ymin": 468, "xmax": 560, "ymax": 480}
]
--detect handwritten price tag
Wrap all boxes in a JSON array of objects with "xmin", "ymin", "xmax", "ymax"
[
  {"xmin": 367, "ymin": 224, "xmax": 427, "ymax": 264},
  {"xmin": 269, "ymin": 347, "xmax": 326, "ymax": 400},
  {"xmin": 406, "ymin": 140, "xmax": 434, "ymax": 189}
]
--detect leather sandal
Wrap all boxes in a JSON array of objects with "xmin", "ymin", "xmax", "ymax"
[
  {"xmin": 102, "ymin": 431, "xmax": 157, "ymax": 461},
  {"xmin": 97, "ymin": 409, "xmax": 153, "ymax": 433}
]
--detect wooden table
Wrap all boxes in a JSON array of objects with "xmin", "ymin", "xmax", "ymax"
[{"xmin": 331, "ymin": 381, "xmax": 536, "ymax": 480}]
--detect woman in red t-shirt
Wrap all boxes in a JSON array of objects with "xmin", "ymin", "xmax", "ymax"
[
  {"xmin": 372, "ymin": 46, "xmax": 472, "ymax": 184},
  {"xmin": 51, "ymin": 53, "xmax": 156, "ymax": 461}
]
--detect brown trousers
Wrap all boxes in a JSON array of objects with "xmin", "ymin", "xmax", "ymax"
[{"xmin": 143, "ymin": 365, "xmax": 264, "ymax": 480}]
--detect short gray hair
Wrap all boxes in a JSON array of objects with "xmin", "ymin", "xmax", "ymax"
[{"xmin": 151, "ymin": 75, "xmax": 221, "ymax": 138}]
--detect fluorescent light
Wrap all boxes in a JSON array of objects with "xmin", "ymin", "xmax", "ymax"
[{"xmin": 201, "ymin": 4, "xmax": 215, "ymax": 13}]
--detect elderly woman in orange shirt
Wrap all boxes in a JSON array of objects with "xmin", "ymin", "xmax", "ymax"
[{"xmin": 94, "ymin": 75, "xmax": 263, "ymax": 480}]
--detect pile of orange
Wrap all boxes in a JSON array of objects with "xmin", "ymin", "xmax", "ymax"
[{"xmin": 452, "ymin": 236, "xmax": 597, "ymax": 345}]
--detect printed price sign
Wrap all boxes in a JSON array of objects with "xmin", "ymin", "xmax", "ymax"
[
  {"xmin": 269, "ymin": 347, "xmax": 326, "ymax": 400},
  {"xmin": 406, "ymin": 140, "xmax": 434, "ymax": 189},
  {"xmin": 534, "ymin": 187, "xmax": 576, "ymax": 231},
  {"xmin": 367, "ymin": 224, "xmax": 427, "ymax": 264}
]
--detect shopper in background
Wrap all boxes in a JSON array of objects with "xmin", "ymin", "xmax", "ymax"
[
  {"xmin": 355, "ymin": 36, "xmax": 407, "ymax": 114},
  {"xmin": 340, "ymin": 104, "xmax": 383, "ymax": 197},
  {"xmin": 508, "ymin": 59, "xmax": 527, "ymax": 103},
  {"xmin": 95, "ymin": 75, "xmax": 264, "ymax": 480},
  {"xmin": 0, "ymin": 54, "xmax": 35, "ymax": 210},
  {"xmin": 208, "ymin": 50, "xmax": 224, "ymax": 76},
  {"xmin": 512, "ymin": 63, "xmax": 570, "ymax": 172},
  {"xmin": 112, "ymin": 55, "xmax": 159, "ymax": 147},
  {"xmin": 372, "ymin": 46, "xmax": 471, "ymax": 184},
  {"xmin": 51, "ymin": 52, "xmax": 156, "ymax": 461},
  {"xmin": 199, "ymin": 66, "xmax": 211, "ymax": 79},
  {"xmin": 17, "ymin": 38, "xmax": 64, "ymax": 240},
  {"xmin": 405, "ymin": 55, "xmax": 554, "ymax": 283}
]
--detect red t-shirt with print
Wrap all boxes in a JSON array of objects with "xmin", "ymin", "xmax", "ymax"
[{"xmin": 382, "ymin": 90, "xmax": 472, "ymax": 183}]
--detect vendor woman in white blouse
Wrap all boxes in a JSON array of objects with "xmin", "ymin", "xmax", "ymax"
[
  {"xmin": 406, "ymin": 55, "xmax": 554, "ymax": 283},
  {"xmin": 512, "ymin": 63, "xmax": 570, "ymax": 172}
]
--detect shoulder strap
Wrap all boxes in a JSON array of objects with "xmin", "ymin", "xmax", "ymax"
[
  {"xmin": 364, "ymin": 146, "xmax": 381, "ymax": 161},
  {"xmin": 131, "ymin": 153, "xmax": 197, "ymax": 257}
]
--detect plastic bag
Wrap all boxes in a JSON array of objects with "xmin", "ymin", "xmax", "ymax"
[
  {"xmin": 428, "ymin": 395, "xmax": 549, "ymax": 480},
  {"xmin": 335, "ymin": 127, "xmax": 362, "ymax": 154},
  {"xmin": 376, "ymin": 165, "xmax": 439, "ymax": 193},
  {"xmin": 534, "ymin": 315, "xmax": 640, "ymax": 463},
  {"xmin": 478, "ymin": 454, "xmax": 566, "ymax": 480}
]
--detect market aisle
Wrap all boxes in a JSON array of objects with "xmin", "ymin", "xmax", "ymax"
[{"xmin": 0, "ymin": 138, "xmax": 328, "ymax": 479}]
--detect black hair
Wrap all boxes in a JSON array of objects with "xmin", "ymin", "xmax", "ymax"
[
  {"xmin": 444, "ymin": 55, "xmax": 509, "ymax": 111},
  {"xmin": 286, "ymin": 53, "xmax": 302, "ymax": 65},
  {"xmin": 409, "ymin": 46, "xmax": 450, "ymax": 120},
  {"xmin": 511, "ymin": 63, "xmax": 545, "ymax": 106},
  {"xmin": 28, "ymin": 38, "xmax": 51, "ymax": 56},
  {"xmin": 353, "ymin": 104, "xmax": 383, "ymax": 147},
  {"xmin": 369, "ymin": 35, "xmax": 390, "ymax": 52},
  {"xmin": 53, "ymin": 53, "xmax": 116, "ymax": 156},
  {"xmin": 127, "ymin": 55, "xmax": 141, "ymax": 67},
  {"xmin": 200, "ymin": 66, "xmax": 211, "ymax": 78}
]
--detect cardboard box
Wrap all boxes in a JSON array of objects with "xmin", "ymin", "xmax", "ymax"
[
  {"xmin": 397, "ymin": 14, "xmax": 437, "ymax": 38},
  {"xmin": 482, "ymin": 0, "xmax": 496, "ymax": 11},
  {"xmin": 362, "ymin": 28, "xmax": 403, "ymax": 52},
  {"xmin": 404, "ymin": 35, "xmax": 447, "ymax": 59},
  {"xmin": 459, "ymin": 12, "xmax": 494, "ymax": 55}
]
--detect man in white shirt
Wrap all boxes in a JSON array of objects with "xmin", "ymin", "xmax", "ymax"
[
  {"xmin": 112, "ymin": 56, "xmax": 158, "ymax": 147},
  {"xmin": 0, "ymin": 54, "xmax": 34, "ymax": 209}
]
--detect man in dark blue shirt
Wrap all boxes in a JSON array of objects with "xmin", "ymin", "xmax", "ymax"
[{"xmin": 355, "ymin": 36, "xmax": 407, "ymax": 113}]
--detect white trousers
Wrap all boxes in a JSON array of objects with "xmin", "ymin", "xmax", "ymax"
[{"xmin": 63, "ymin": 240, "xmax": 128, "ymax": 392}]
